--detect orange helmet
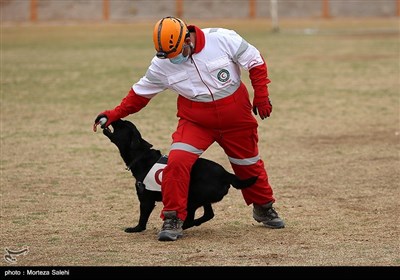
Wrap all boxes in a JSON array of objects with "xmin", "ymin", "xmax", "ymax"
[{"xmin": 153, "ymin": 16, "xmax": 189, "ymax": 59}]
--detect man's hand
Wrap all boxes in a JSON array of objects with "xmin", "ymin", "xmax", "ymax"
[
  {"xmin": 252, "ymin": 96, "xmax": 272, "ymax": 120},
  {"xmin": 93, "ymin": 110, "xmax": 118, "ymax": 132}
]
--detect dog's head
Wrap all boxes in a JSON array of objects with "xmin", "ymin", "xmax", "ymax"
[{"xmin": 103, "ymin": 119, "xmax": 153, "ymax": 166}]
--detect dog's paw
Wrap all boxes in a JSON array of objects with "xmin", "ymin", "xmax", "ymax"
[
  {"xmin": 182, "ymin": 222, "xmax": 193, "ymax": 230},
  {"xmin": 124, "ymin": 226, "xmax": 145, "ymax": 233}
]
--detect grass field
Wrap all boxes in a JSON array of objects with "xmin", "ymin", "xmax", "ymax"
[{"xmin": 1, "ymin": 18, "xmax": 399, "ymax": 267}]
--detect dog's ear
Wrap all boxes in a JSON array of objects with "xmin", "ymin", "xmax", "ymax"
[
  {"xmin": 141, "ymin": 139, "xmax": 153, "ymax": 150},
  {"xmin": 130, "ymin": 127, "xmax": 153, "ymax": 150}
]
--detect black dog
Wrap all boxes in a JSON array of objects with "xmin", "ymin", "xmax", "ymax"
[{"xmin": 103, "ymin": 119, "xmax": 257, "ymax": 233}]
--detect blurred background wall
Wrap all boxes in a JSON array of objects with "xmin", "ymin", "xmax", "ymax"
[{"xmin": 1, "ymin": 0, "xmax": 399, "ymax": 23}]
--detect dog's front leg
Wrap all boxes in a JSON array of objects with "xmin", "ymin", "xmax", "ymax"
[{"xmin": 125, "ymin": 200, "xmax": 156, "ymax": 233}]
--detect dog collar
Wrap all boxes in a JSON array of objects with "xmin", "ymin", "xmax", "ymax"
[{"xmin": 126, "ymin": 148, "xmax": 150, "ymax": 171}]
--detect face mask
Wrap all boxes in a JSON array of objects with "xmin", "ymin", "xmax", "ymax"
[{"xmin": 169, "ymin": 53, "xmax": 189, "ymax": 64}]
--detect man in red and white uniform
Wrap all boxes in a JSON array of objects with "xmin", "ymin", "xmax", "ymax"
[{"xmin": 94, "ymin": 16, "xmax": 285, "ymax": 241}]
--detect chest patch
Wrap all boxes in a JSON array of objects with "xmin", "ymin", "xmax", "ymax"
[{"xmin": 217, "ymin": 69, "xmax": 230, "ymax": 82}]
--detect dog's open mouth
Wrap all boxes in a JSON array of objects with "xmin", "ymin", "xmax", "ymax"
[
  {"xmin": 93, "ymin": 122, "xmax": 113, "ymax": 133},
  {"xmin": 104, "ymin": 126, "xmax": 112, "ymax": 133}
]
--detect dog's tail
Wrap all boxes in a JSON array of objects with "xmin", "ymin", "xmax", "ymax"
[{"xmin": 229, "ymin": 175, "xmax": 258, "ymax": 189}]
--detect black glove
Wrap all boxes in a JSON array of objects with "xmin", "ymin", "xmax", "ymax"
[
  {"xmin": 93, "ymin": 112, "xmax": 111, "ymax": 132},
  {"xmin": 94, "ymin": 114, "xmax": 108, "ymax": 127}
]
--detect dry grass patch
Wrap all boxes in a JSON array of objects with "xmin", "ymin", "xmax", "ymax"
[{"xmin": 1, "ymin": 18, "xmax": 399, "ymax": 267}]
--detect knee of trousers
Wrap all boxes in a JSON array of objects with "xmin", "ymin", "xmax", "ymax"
[
  {"xmin": 230, "ymin": 161, "xmax": 274, "ymax": 205},
  {"xmin": 230, "ymin": 160, "xmax": 268, "ymax": 181},
  {"xmin": 163, "ymin": 149, "xmax": 199, "ymax": 182}
]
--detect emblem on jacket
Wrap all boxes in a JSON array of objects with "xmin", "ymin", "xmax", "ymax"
[{"xmin": 217, "ymin": 69, "xmax": 230, "ymax": 82}]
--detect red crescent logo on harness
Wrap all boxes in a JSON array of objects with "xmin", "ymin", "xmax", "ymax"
[{"xmin": 154, "ymin": 168, "xmax": 164, "ymax": 185}]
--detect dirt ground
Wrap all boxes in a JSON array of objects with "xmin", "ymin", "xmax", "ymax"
[{"xmin": 0, "ymin": 18, "xmax": 399, "ymax": 269}]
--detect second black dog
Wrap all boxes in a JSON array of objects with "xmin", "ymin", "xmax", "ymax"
[{"xmin": 103, "ymin": 119, "xmax": 257, "ymax": 233}]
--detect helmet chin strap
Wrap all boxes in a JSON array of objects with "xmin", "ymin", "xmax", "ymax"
[
  {"xmin": 186, "ymin": 36, "xmax": 194, "ymax": 51},
  {"xmin": 182, "ymin": 37, "xmax": 194, "ymax": 58}
]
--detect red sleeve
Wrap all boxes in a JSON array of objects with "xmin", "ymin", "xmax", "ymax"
[
  {"xmin": 248, "ymin": 56, "xmax": 271, "ymax": 98},
  {"xmin": 113, "ymin": 88, "xmax": 151, "ymax": 119}
]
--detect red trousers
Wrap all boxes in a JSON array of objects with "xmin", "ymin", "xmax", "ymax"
[{"xmin": 160, "ymin": 82, "xmax": 275, "ymax": 221}]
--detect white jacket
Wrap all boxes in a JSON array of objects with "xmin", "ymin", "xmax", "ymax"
[{"xmin": 132, "ymin": 27, "xmax": 264, "ymax": 102}]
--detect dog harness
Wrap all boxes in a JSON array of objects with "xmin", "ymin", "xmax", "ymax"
[{"xmin": 142, "ymin": 155, "xmax": 168, "ymax": 192}]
